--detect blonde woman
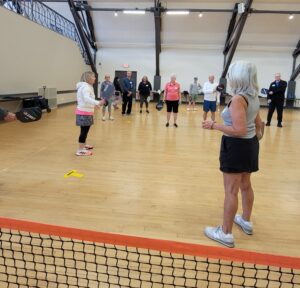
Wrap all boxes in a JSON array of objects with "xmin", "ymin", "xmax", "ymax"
[
  {"xmin": 202, "ymin": 61, "xmax": 264, "ymax": 248},
  {"xmin": 76, "ymin": 71, "xmax": 105, "ymax": 156}
]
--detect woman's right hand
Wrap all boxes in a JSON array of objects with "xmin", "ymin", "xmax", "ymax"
[{"xmin": 4, "ymin": 112, "xmax": 16, "ymax": 122}]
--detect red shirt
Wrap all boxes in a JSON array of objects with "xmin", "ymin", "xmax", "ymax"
[{"xmin": 165, "ymin": 82, "xmax": 180, "ymax": 101}]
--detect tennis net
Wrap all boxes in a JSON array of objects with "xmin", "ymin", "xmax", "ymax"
[{"xmin": 0, "ymin": 217, "xmax": 299, "ymax": 287}]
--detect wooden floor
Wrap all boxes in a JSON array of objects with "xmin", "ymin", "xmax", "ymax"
[{"xmin": 0, "ymin": 102, "xmax": 300, "ymax": 258}]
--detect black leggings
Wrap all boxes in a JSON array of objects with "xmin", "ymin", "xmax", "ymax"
[{"xmin": 79, "ymin": 126, "xmax": 90, "ymax": 144}]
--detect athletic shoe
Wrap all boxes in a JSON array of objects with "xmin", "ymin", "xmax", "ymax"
[
  {"xmin": 187, "ymin": 108, "xmax": 190, "ymax": 111},
  {"xmin": 76, "ymin": 150, "xmax": 92, "ymax": 156},
  {"xmin": 102, "ymin": 116, "xmax": 106, "ymax": 121},
  {"xmin": 204, "ymin": 226, "xmax": 234, "ymax": 248},
  {"xmin": 234, "ymin": 215, "xmax": 253, "ymax": 235},
  {"xmin": 166, "ymin": 123, "xmax": 169, "ymax": 127},
  {"xmin": 84, "ymin": 145, "xmax": 93, "ymax": 150},
  {"xmin": 277, "ymin": 123, "xmax": 282, "ymax": 128},
  {"xmin": 140, "ymin": 110, "xmax": 142, "ymax": 114},
  {"xmin": 174, "ymin": 123, "xmax": 178, "ymax": 128},
  {"xmin": 109, "ymin": 116, "xmax": 114, "ymax": 121},
  {"xmin": 146, "ymin": 110, "xmax": 149, "ymax": 113},
  {"xmin": 266, "ymin": 122, "xmax": 270, "ymax": 126}
]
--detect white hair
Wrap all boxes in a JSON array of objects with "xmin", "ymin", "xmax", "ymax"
[
  {"xmin": 170, "ymin": 74, "xmax": 176, "ymax": 78},
  {"xmin": 227, "ymin": 61, "xmax": 259, "ymax": 98},
  {"xmin": 80, "ymin": 71, "xmax": 95, "ymax": 82}
]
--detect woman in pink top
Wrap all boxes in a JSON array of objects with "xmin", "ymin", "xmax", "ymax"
[{"xmin": 163, "ymin": 74, "xmax": 181, "ymax": 127}]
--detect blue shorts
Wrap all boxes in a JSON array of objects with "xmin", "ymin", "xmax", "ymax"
[{"xmin": 203, "ymin": 100, "xmax": 217, "ymax": 112}]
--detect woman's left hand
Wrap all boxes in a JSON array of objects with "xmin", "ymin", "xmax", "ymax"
[{"xmin": 202, "ymin": 120, "xmax": 215, "ymax": 130}]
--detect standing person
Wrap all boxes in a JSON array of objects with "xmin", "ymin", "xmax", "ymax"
[
  {"xmin": 100, "ymin": 74, "xmax": 115, "ymax": 121},
  {"xmin": 266, "ymin": 73, "xmax": 287, "ymax": 127},
  {"xmin": 76, "ymin": 71, "xmax": 105, "ymax": 156},
  {"xmin": 0, "ymin": 108, "xmax": 16, "ymax": 121},
  {"xmin": 188, "ymin": 77, "xmax": 201, "ymax": 111},
  {"xmin": 202, "ymin": 61, "xmax": 264, "ymax": 248},
  {"xmin": 122, "ymin": 71, "xmax": 135, "ymax": 115},
  {"xmin": 138, "ymin": 76, "xmax": 152, "ymax": 114},
  {"xmin": 163, "ymin": 74, "xmax": 181, "ymax": 127},
  {"xmin": 203, "ymin": 75, "xmax": 219, "ymax": 121},
  {"xmin": 113, "ymin": 76, "xmax": 122, "ymax": 110}
]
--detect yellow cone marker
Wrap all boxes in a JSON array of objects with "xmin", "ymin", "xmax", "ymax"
[{"xmin": 64, "ymin": 170, "xmax": 84, "ymax": 178}]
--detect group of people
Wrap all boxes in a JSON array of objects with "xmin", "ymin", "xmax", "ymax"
[
  {"xmin": 74, "ymin": 62, "xmax": 288, "ymax": 249},
  {"xmin": 1, "ymin": 63, "xmax": 288, "ymax": 249}
]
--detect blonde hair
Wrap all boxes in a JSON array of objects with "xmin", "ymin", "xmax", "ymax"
[
  {"xmin": 80, "ymin": 71, "xmax": 95, "ymax": 83},
  {"xmin": 227, "ymin": 61, "xmax": 259, "ymax": 98}
]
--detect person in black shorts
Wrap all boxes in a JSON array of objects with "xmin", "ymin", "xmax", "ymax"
[
  {"xmin": 202, "ymin": 61, "xmax": 264, "ymax": 248},
  {"xmin": 163, "ymin": 74, "xmax": 181, "ymax": 127}
]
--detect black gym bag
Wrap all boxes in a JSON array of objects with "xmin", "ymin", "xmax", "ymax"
[{"xmin": 23, "ymin": 96, "xmax": 51, "ymax": 113}]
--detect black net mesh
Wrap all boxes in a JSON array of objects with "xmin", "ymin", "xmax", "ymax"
[{"xmin": 0, "ymin": 228, "xmax": 300, "ymax": 288}]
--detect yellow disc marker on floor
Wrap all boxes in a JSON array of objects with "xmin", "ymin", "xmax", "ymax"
[{"xmin": 64, "ymin": 170, "xmax": 84, "ymax": 178}]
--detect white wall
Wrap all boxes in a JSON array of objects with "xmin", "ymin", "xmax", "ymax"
[
  {"xmin": 94, "ymin": 1, "xmax": 299, "ymax": 97},
  {"xmin": 0, "ymin": 7, "xmax": 89, "ymax": 104},
  {"xmin": 97, "ymin": 48, "xmax": 156, "ymax": 84},
  {"xmin": 97, "ymin": 47, "xmax": 299, "ymax": 98}
]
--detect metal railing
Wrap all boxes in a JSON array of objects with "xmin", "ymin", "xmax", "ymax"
[{"xmin": 1, "ymin": 0, "xmax": 89, "ymax": 64}]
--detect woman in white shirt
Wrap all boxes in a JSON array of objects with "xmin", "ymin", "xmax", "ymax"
[{"xmin": 75, "ymin": 71, "xmax": 105, "ymax": 156}]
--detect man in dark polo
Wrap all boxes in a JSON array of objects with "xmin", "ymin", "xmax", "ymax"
[{"xmin": 266, "ymin": 73, "xmax": 287, "ymax": 128}]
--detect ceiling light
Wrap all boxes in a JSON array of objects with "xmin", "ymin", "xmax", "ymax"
[
  {"xmin": 166, "ymin": 11, "xmax": 190, "ymax": 15},
  {"xmin": 114, "ymin": 12, "xmax": 118, "ymax": 17},
  {"xmin": 123, "ymin": 10, "xmax": 146, "ymax": 15},
  {"xmin": 288, "ymin": 14, "xmax": 294, "ymax": 20},
  {"xmin": 199, "ymin": 13, "xmax": 203, "ymax": 18}
]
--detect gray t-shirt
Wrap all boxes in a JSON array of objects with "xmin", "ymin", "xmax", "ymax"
[
  {"xmin": 189, "ymin": 83, "xmax": 201, "ymax": 95},
  {"xmin": 221, "ymin": 93, "xmax": 260, "ymax": 139}
]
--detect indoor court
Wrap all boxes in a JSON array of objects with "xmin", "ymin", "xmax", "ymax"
[
  {"xmin": 1, "ymin": 0, "xmax": 300, "ymax": 287},
  {"xmin": 1, "ymin": 103, "xmax": 300, "ymax": 257}
]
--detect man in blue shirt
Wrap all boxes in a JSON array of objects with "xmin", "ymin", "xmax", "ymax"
[
  {"xmin": 122, "ymin": 71, "xmax": 135, "ymax": 115},
  {"xmin": 266, "ymin": 73, "xmax": 287, "ymax": 128}
]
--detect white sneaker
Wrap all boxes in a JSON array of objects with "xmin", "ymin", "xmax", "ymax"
[
  {"xmin": 204, "ymin": 226, "xmax": 234, "ymax": 248},
  {"xmin": 109, "ymin": 116, "xmax": 114, "ymax": 121},
  {"xmin": 75, "ymin": 150, "xmax": 92, "ymax": 156},
  {"xmin": 234, "ymin": 215, "xmax": 253, "ymax": 235},
  {"xmin": 102, "ymin": 116, "xmax": 106, "ymax": 121},
  {"xmin": 187, "ymin": 108, "xmax": 190, "ymax": 111}
]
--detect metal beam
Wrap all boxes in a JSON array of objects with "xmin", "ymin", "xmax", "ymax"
[
  {"xmin": 290, "ymin": 64, "xmax": 300, "ymax": 81},
  {"xmin": 223, "ymin": 3, "xmax": 239, "ymax": 57},
  {"xmin": 221, "ymin": 0, "xmax": 254, "ymax": 79},
  {"xmin": 293, "ymin": 40, "xmax": 300, "ymax": 58},
  {"xmin": 250, "ymin": 9, "xmax": 300, "ymax": 15},
  {"xmin": 73, "ymin": 4, "xmax": 299, "ymax": 15},
  {"xmin": 292, "ymin": 40, "xmax": 300, "ymax": 74},
  {"xmin": 67, "ymin": 0, "xmax": 98, "ymax": 95},
  {"xmin": 154, "ymin": 0, "xmax": 161, "ymax": 77}
]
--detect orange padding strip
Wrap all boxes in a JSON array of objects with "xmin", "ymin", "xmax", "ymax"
[{"xmin": 0, "ymin": 217, "xmax": 299, "ymax": 270}]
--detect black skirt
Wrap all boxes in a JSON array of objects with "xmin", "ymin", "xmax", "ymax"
[{"xmin": 220, "ymin": 135, "xmax": 259, "ymax": 173}]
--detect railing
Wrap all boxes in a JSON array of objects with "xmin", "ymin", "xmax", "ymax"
[{"xmin": 1, "ymin": 0, "xmax": 89, "ymax": 64}]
